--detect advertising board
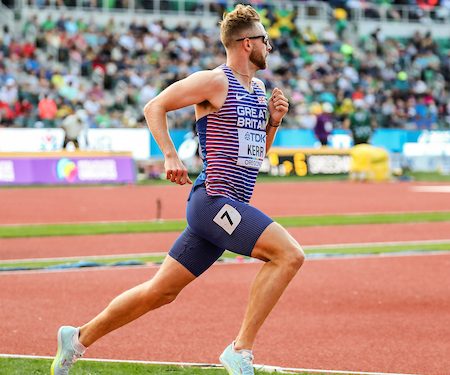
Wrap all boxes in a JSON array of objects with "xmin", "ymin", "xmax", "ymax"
[
  {"xmin": 265, "ymin": 148, "xmax": 351, "ymax": 176},
  {"xmin": 0, "ymin": 154, "xmax": 136, "ymax": 185},
  {"xmin": 0, "ymin": 128, "xmax": 151, "ymax": 160}
]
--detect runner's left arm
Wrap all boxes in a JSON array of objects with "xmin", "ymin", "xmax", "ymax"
[
  {"xmin": 253, "ymin": 79, "xmax": 289, "ymax": 153},
  {"xmin": 266, "ymin": 87, "xmax": 289, "ymax": 152}
]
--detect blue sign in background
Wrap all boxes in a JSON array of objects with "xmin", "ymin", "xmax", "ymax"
[{"xmin": 149, "ymin": 128, "xmax": 437, "ymax": 157}]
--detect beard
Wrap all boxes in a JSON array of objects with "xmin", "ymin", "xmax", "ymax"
[{"xmin": 250, "ymin": 49, "xmax": 267, "ymax": 70}]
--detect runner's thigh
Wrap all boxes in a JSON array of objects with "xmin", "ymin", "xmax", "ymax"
[
  {"xmin": 186, "ymin": 186, "xmax": 273, "ymax": 257},
  {"xmin": 169, "ymin": 226, "xmax": 225, "ymax": 277}
]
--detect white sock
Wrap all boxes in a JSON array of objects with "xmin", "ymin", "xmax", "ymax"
[{"xmin": 232, "ymin": 341, "xmax": 253, "ymax": 355}]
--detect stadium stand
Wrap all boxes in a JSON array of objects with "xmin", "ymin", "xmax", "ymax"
[{"xmin": 0, "ymin": 0, "xmax": 449, "ymax": 135}]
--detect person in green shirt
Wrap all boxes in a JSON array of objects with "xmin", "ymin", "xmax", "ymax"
[
  {"xmin": 344, "ymin": 99, "xmax": 374, "ymax": 145},
  {"xmin": 41, "ymin": 15, "xmax": 56, "ymax": 32}
]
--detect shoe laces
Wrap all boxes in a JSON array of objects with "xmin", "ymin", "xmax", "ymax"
[{"xmin": 240, "ymin": 350, "xmax": 254, "ymax": 375}]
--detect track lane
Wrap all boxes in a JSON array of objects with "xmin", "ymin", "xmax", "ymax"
[
  {"xmin": 1, "ymin": 181, "xmax": 449, "ymax": 225},
  {"xmin": 1, "ymin": 254, "xmax": 449, "ymax": 374}
]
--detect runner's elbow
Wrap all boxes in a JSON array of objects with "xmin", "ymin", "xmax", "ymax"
[
  {"xmin": 143, "ymin": 98, "xmax": 158, "ymax": 116},
  {"xmin": 143, "ymin": 98, "xmax": 167, "ymax": 128}
]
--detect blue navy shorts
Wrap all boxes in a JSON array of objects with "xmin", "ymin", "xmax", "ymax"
[{"xmin": 168, "ymin": 185, "xmax": 273, "ymax": 277}]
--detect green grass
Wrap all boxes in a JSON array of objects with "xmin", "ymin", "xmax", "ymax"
[
  {"xmin": 275, "ymin": 211, "xmax": 450, "ymax": 227},
  {"xmin": 0, "ymin": 358, "xmax": 227, "ymax": 375},
  {"xmin": 1, "ymin": 211, "xmax": 449, "ymax": 239},
  {"xmin": 0, "ymin": 220, "xmax": 186, "ymax": 238},
  {"xmin": 403, "ymin": 171, "xmax": 450, "ymax": 182},
  {"xmin": 1, "ymin": 242, "xmax": 449, "ymax": 271},
  {"xmin": 0, "ymin": 357, "xmax": 347, "ymax": 374}
]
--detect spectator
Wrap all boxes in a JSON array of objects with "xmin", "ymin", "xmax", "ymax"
[
  {"xmin": 38, "ymin": 93, "xmax": 58, "ymax": 127},
  {"xmin": 60, "ymin": 110, "xmax": 87, "ymax": 149},
  {"xmin": 0, "ymin": 78, "xmax": 18, "ymax": 106},
  {"xmin": 314, "ymin": 102, "xmax": 335, "ymax": 146},
  {"xmin": 344, "ymin": 100, "xmax": 374, "ymax": 144}
]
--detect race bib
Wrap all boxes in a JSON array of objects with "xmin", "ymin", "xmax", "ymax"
[
  {"xmin": 236, "ymin": 128, "xmax": 266, "ymax": 170},
  {"xmin": 213, "ymin": 204, "xmax": 242, "ymax": 235}
]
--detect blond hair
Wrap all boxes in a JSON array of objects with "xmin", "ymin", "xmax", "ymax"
[{"xmin": 220, "ymin": 4, "xmax": 261, "ymax": 49}]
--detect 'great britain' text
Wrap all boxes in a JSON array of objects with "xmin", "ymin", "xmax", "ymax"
[{"xmin": 237, "ymin": 106, "xmax": 266, "ymax": 130}]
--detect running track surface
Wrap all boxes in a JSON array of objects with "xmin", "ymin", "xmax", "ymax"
[
  {"xmin": 1, "ymin": 181, "xmax": 450, "ymax": 224},
  {"xmin": 1, "ymin": 255, "xmax": 450, "ymax": 374},
  {"xmin": 2, "ymin": 222, "xmax": 450, "ymax": 260},
  {"xmin": 1, "ymin": 181, "xmax": 450, "ymax": 374}
]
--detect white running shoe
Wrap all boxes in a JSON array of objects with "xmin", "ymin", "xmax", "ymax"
[{"xmin": 50, "ymin": 326, "xmax": 85, "ymax": 375}]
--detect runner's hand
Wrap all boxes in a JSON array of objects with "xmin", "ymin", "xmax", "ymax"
[
  {"xmin": 268, "ymin": 88, "xmax": 289, "ymax": 126},
  {"xmin": 165, "ymin": 156, "xmax": 192, "ymax": 185}
]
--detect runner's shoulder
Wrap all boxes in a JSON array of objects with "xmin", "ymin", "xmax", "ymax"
[{"xmin": 191, "ymin": 69, "xmax": 228, "ymax": 91}]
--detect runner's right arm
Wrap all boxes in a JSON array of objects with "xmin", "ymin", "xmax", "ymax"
[{"xmin": 143, "ymin": 70, "xmax": 226, "ymax": 185}]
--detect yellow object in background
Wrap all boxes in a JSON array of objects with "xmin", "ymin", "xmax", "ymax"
[
  {"xmin": 350, "ymin": 144, "xmax": 390, "ymax": 182},
  {"xmin": 334, "ymin": 8, "xmax": 347, "ymax": 20}
]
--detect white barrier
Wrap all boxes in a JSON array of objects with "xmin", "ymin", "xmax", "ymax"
[
  {"xmin": 82, "ymin": 129, "xmax": 150, "ymax": 160},
  {"xmin": 403, "ymin": 130, "xmax": 450, "ymax": 173},
  {"xmin": 0, "ymin": 128, "xmax": 65, "ymax": 152},
  {"xmin": 0, "ymin": 128, "xmax": 151, "ymax": 160}
]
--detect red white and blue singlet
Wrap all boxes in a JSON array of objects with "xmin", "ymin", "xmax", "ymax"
[
  {"xmin": 170, "ymin": 65, "xmax": 273, "ymax": 276},
  {"xmin": 193, "ymin": 64, "xmax": 268, "ymax": 203}
]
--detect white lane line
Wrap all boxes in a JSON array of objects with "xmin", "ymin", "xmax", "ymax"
[
  {"xmin": 0, "ymin": 353, "xmax": 420, "ymax": 375},
  {"xmin": 411, "ymin": 186, "xmax": 450, "ymax": 193}
]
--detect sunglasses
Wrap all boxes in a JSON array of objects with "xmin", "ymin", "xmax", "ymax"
[{"xmin": 235, "ymin": 34, "xmax": 270, "ymax": 47}]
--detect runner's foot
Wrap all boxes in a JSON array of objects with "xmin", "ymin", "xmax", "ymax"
[
  {"xmin": 220, "ymin": 341, "xmax": 254, "ymax": 375},
  {"xmin": 51, "ymin": 326, "xmax": 85, "ymax": 375}
]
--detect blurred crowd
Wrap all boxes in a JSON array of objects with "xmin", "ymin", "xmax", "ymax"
[
  {"xmin": 9, "ymin": 0, "xmax": 450, "ymax": 23},
  {"xmin": 327, "ymin": 0, "xmax": 450, "ymax": 21},
  {"xmin": 179, "ymin": 0, "xmax": 450, "ymax": 24},
  {"xmin": 0, "ymin": 4, "xmax": 449, "ymax": 139}
]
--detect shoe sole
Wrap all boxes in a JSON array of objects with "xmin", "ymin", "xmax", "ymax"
[{"xmin": 50, "ymin": 327, "xmax": 63, "ymax": 375}]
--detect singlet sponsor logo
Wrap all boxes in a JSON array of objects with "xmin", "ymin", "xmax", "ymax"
[{"xmin": 236, "ymin": 93, "xmax": 249, "ymax": 101}]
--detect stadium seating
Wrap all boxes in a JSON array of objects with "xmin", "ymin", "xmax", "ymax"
[{"xmin": 0, "ymin": 0, "xmax": 449, "ymax": 139}]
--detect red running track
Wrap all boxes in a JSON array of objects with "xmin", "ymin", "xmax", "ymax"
[
  {"xmin": 1, "ymin": 181, "xmax": 450, "ymax": 225},
  {"xmin": 1, "ymin": 254, "xmax": 449, "ymax": 374},
  {"xmin": 1, "ymin": 222, "xmax": 449, "ymax": 261}
]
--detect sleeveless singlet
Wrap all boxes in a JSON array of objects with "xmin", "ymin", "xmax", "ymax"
[{"xmin": 193, "ymin": 64, "xmax": 268, "ymax": 203}]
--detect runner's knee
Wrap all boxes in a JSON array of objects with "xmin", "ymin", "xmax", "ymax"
[
  {"xmin": 141, "ymin": 282, "xmax": 181, "ymax": 307},
  {"xmin": 158, "ymin": 289, "xmax": 179, "ymax": 306},
  {"xmin": 283, "ymin": 243, "xmax": 304, "ymax": 273},
  {"xmin": 252, "ymin": 222, "xmax": 305, "ymax": 269}
]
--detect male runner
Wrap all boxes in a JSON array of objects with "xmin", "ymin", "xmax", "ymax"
[{"xmin": 51, "ymin": 5, "xmax": 304, "ymax": 375}]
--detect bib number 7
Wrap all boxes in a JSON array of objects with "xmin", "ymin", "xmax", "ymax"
[{"xmin": 213, "ymin": 204, "xmax": 242, "ymax": 235}]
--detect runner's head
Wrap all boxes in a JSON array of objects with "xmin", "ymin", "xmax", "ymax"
[{"xmin": 220, "ymin": 4, "xmax": 271, "ymax": 69}]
